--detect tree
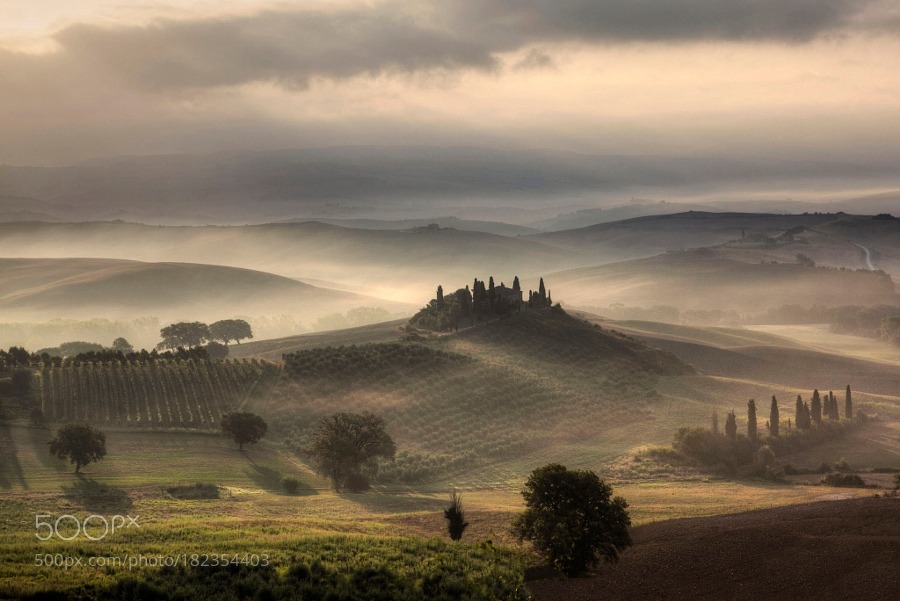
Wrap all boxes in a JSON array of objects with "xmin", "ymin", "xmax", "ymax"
[
  {"xmin": 205, "ymin": 341, "xmax": 229, "ymax": 361},
  {"xmin": 11, "ymin": 368, "xmax": 32, "ymax": 396},
  {"xmin": 747, "ymin": 399, "xmax": 758, "ymax": 442},
  {"xmin": 48, "ymin": 424, "xmax": 107, "ymax": 473},
  {"xmin": 724, "ymin": 410, "xmax": 737, "ymax": 441},
  {"xmin": 59, "ymin": 341, "xmax": 104, "ymax": 358},
  {"xmin": 111, "ymin": 337, "xmax": 134, "ymax": 354},
  {"xmin": 512, "ymin": 463, "xmax": 631, "ymax": 577},
  {"xmin": 845, "ymin": 385, "xmax": 853, "ymax": 419},
  {"xmin": 220, "ymin": 412, "xmax": 267, "ymax": 450},
  {"xmin": 769, "ymin": 396, "xmax": 780, "ymax": 437},
  {"xmin": 157, "ymin": 322, "xmax": 211, "ymax": 350},
  {"xmin": 811, "ymin": 389, "xmax": 822, "ymax": 424},
  {"xmin": 306, "ymin": 412, "xmax": 396, "ymax": 491},
  {"xmin": 444, "ymin": 490, "xmax": 469, "ymax": 541},
  {"xmin": 436, "ymin": 285, "xmax": 445, "ymax": 310},
  {"xmin": 710, "ymin": 411, "xmax": 719, "ymax": 434},
  {"xmin": 210, "ymin": 319, "xmax": 253, "ymax": 345}
]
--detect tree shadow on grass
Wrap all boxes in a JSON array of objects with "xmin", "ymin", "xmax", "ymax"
[
  {"xmin": 61, "ymin": 477, "xmax": 133, "ymax": 513},
  {"xmin": 0, "ymin": 423, "xmax": 27, "ymax": 489},
  {"xmin": 244, "ymin": 456, "xmax": 316, "ymax": 496},
  {"xmin": 27, "ymin": 424, "xmax": 68, "ymax": 470}
]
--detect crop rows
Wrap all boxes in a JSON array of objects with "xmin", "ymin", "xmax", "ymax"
[{"xmin": 37, "ymin": 358, "xmax": 272, "ymax": 430}]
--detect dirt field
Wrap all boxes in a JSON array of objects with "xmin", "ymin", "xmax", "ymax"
[{"xmin": 527, "ymin": 497, "xmax": 900, "ymax": 601}]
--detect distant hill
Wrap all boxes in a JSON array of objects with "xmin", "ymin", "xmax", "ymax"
[
  {"xmin": 547, "ymin": 247, "xmax": 899, "ymax": 314},
  {"xmin": 281, "ymin": 216, "xmax": 538, "ymax": 237},
  {"xmin": 0, "ymin": 257, "xmax": 395, "ymax": 323}
]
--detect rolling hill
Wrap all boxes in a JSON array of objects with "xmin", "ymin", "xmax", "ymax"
[
  {"xmin": 0, "ymin": 257, "xmax": 398, "ymax": 323},
  {"xmin": 545, "ymin": 247, "xmax": 899, "ymax": 314}
]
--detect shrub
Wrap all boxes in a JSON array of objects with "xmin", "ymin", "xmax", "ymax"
[
  {"xmin": 444, "ymin": 491, "xmax": 469, "ymax": 541},
  {"xmin": 167, "ymin": 483, "xmax": 220, "ymax": 499},
  {"xmin": 282, "ymin": 477, "xmax": 300, "ymax": 494},
  {"xmin": 821, "ymin": 473, "xmax": 866, "ymax": 487}
]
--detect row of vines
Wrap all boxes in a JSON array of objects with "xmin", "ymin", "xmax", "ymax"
[{"xmin": 37, "ymin": 358, "xmax": 273, "ymax": 430}]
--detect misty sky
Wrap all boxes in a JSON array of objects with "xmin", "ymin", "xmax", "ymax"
[{"xmin": 2, "ymin": 1, "xmax": 899, "ymax": 166}]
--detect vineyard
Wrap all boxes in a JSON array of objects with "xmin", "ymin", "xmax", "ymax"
[{"xmin": 37, "ymin": 358, "xmax": 276, "ymax": 430}]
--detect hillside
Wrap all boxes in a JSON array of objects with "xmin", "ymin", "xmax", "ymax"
[
  {"xmin": 0, "ymin": 257, "xmax": 396, "ymax": 323},
  {"xmin": 547, "ymin": 247, "xmax": 899, "ymax": 314},
  {"xmin": 0, "ymin": 221, "xmax": 585, "ymax": 300},
  {"xmin": 260, "ymin": 308, "xmax": 693, "ymax": 486},
  {"xmin": 528, "ymin": 498, "xmax": 900, "ymax": 601}
]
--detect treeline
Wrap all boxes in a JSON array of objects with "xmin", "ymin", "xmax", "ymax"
[
  {"xmin": 672, "ymin": 385, "xmax": 859, "ymax": 477},
  {"xmin": 409, "ymin": 276, "xmax": 551, "ymax": 332}
]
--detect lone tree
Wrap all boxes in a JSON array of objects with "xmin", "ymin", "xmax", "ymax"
[
  {"xmin": 306, "ymin": 412, "xmax": 396, "ymax": 491},
  {"xmin": 111, "ymin": 337, "xmax": 134, "ymax": 354},
  {"xmin": 157, "ymin": 322, "xmax": 211, "ymax": 350},
  {"xmin": 769, "ymin": 396, "xmax": 780, "ymax": 437},
  {"xmin": 747, "ymin": 399, "xmax": 758, "ymax": 442},
  {"xmin": 512, "ymin": 463, "xmax": 632, "ymax": 577},
  {"xmin": 220, "ymin": 412, "xmax": 268, "ymax": 450},
  {"xmin": 444, "ymin": 490, "xmax": 469, "ymax": 541},
  {"xmin": 209, "ymin": 319, "xmax": 253, "ymax": 345},
  {"xmin": 845, "ymin": 385, "xmax": 853, "ymax": 419},
  {"xmin": 48, "ymin": 424, "xmax": 107, "ymax": 473}
]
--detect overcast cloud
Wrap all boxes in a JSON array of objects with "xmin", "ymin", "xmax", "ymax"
[{"xmin": 1, "ymin": 1, "xmax": 899, "ymax": 168}]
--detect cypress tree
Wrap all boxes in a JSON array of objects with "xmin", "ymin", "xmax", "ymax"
[
  {"xmin": 513, "ymin": 276, "xmax": 520, "ymax": 291},
  {"xmin": 724, "ymin": 410, "xmax": 737, "ymax": 441},
  {"xmin": 539, "ymin": 278, "xmax": 546, "ymax": 303},
  {"xmin": 747, "ymin": 399, "xmax": 758, "ymax": 442},
  {"xmin": 488, "ymin": 277, "xmax": 496, "ymax": 311},
  {"xmin": 795, "ymin": 395, "xmax": 804, "ymax": 429},
  {"xmin": 829, "ymin": 391, "xmax": 838, "ymax": 420},
  {"xmin": 436, "ymin": 285, "xmax": 445, "ymax": 310},
  {"xmin": 769, "ymin": 396, "xmax": 780, "ymax": 437},
  {"xmin": 845, "ymin": 385, "xmax": 853, "ymax": 419},
  {"xmin": 811, "ymin": 389, "xmax": 821, "ymax": 424}
]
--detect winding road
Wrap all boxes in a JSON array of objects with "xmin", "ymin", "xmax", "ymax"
[{"xmin": 854, "ymin": 242, "xmax": 875, "ymax": 270}]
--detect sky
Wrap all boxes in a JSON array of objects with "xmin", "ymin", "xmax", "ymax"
[{"xmin": 1, "ymin": 0, "xmax": 900, "ymax": 167}]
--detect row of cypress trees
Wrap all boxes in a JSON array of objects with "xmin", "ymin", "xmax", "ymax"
[{"xmin": 748, "ymin": 385, "xmax": 853, "ymax": 439}]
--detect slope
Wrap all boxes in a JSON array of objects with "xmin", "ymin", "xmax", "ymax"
[
  {"xmin": 0, "ymin": 257, "xmax": 397, "ymax": 323},
  {"xmin": 259, "ymin": 308, "xmax": 693, "ymax": 486}
]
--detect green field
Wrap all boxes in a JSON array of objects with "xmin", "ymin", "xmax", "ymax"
[{"xmin": 2, "ymin": 310, "xmax": 900, "ymax": 598}]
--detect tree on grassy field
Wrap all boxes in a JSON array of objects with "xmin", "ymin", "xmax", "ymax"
[
  {"xmin": 845, "ymin": 385, "xmax": 853, "ymax": 419},
  {"xmin": 724, "ymin": 410, "xmax": 737, "ymax": 441},
  {"xmin": 769, "ymin": 396, "xmax": 780, "ymax": 437},
  {"xmin": 48, "ymin": 424, "xmax": 107, "ymax": 473},
  {"xmin": 221, "ymin": 412, "xmax": 268, "ymax": 450},
  {"xmin": 747, "ymin": 399, "xmax": 758, "ymax": 442},
  {"xmin": 157, "ymin": 321, "xmax": 211, "ymax": 350},
  {"xmin": 306, "ymin": 412, "xmax": 396, "ymax": 491},
  {"xmin": 512, "ymin": 463, "xmax": 632, "ymax": 577},
  {"xmin": 210, "ymin": 319, "xmax": 253, "ymax": 345},
  {"xmin": 444, "ymin": 490, "xmax": 469, "ymax": 541}
]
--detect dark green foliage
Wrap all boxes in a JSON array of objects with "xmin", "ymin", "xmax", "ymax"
[
  {"xmin": 512, "ymin": 463, "xmax": 631, "ymax": 577},
  {"xmin": 811, "ymin": 389, "xmax": 822, "ymax": 424},
  {"xmin": 167, "ymin": 483, "xmax": 220, "ymax": 499},
  {"xmin": 306, "ymin": 412, "xmax": 396, "ymax": 491},
  {"xmin": 673, "ymin": 428, "xmax": 755, "ymax": 472},
  {"xmin": 282, "ymin": 477, "xmax": 300, "ymax": 494},
  {"xmin": 210, "ymin": 319, "xmax": 253, "ymax": 345},
  {"xmin": 157, "ymin": 321, "xmax": 211, "ymax": 350},
  {"xmin": 205, "ymin": 341, "xmax": 229, "ymax": 361},
  {"xmin": 48, "ymin": 423, "xmax": 107, "ymax": 473},
  {"xmin": 795, "ymin": 395, "xmax": 811, "ymax": 430},
  {"xmin": 821, "ymin": 473, "xmax": 866, "ymax": 487},
  {"xmin": 764, "ymin": 418, "xmax": 857, "ymax": 457},
  {"xmin": 747, "ymin": 399, "xmax": 757, "ymax": 442},
  {"xmin": 221, "ymin": 412, "xmax": 268, "ymax": 450},
  {"xmin": 58, "ymin": 341, "xmax": 105, "ymax": 358},
  {"xmin": 724, "ymin": 410, "xmax": 736, "ymax": 440},
  {"xmin": 769, "ymin": 396, "xmax": 779, "ymax": 437},
  {"xmin": 62, "ymin": 538, "xmax": 529, "ymax": 601},
  {"xmin": 72, "ymin": 345, "xmax": 210, "ymax": 364},
  {"xmin": 11, "ymin": 368, "xmax": 32, "ymax": 396},
  {"xmin": 444, "ymin": 491, "xmax": 469, "ymax": 541}
]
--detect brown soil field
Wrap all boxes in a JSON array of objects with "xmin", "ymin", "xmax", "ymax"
[{"xmin": 527, "ymin": 497, "xmax": 900, "ymax": 601}]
